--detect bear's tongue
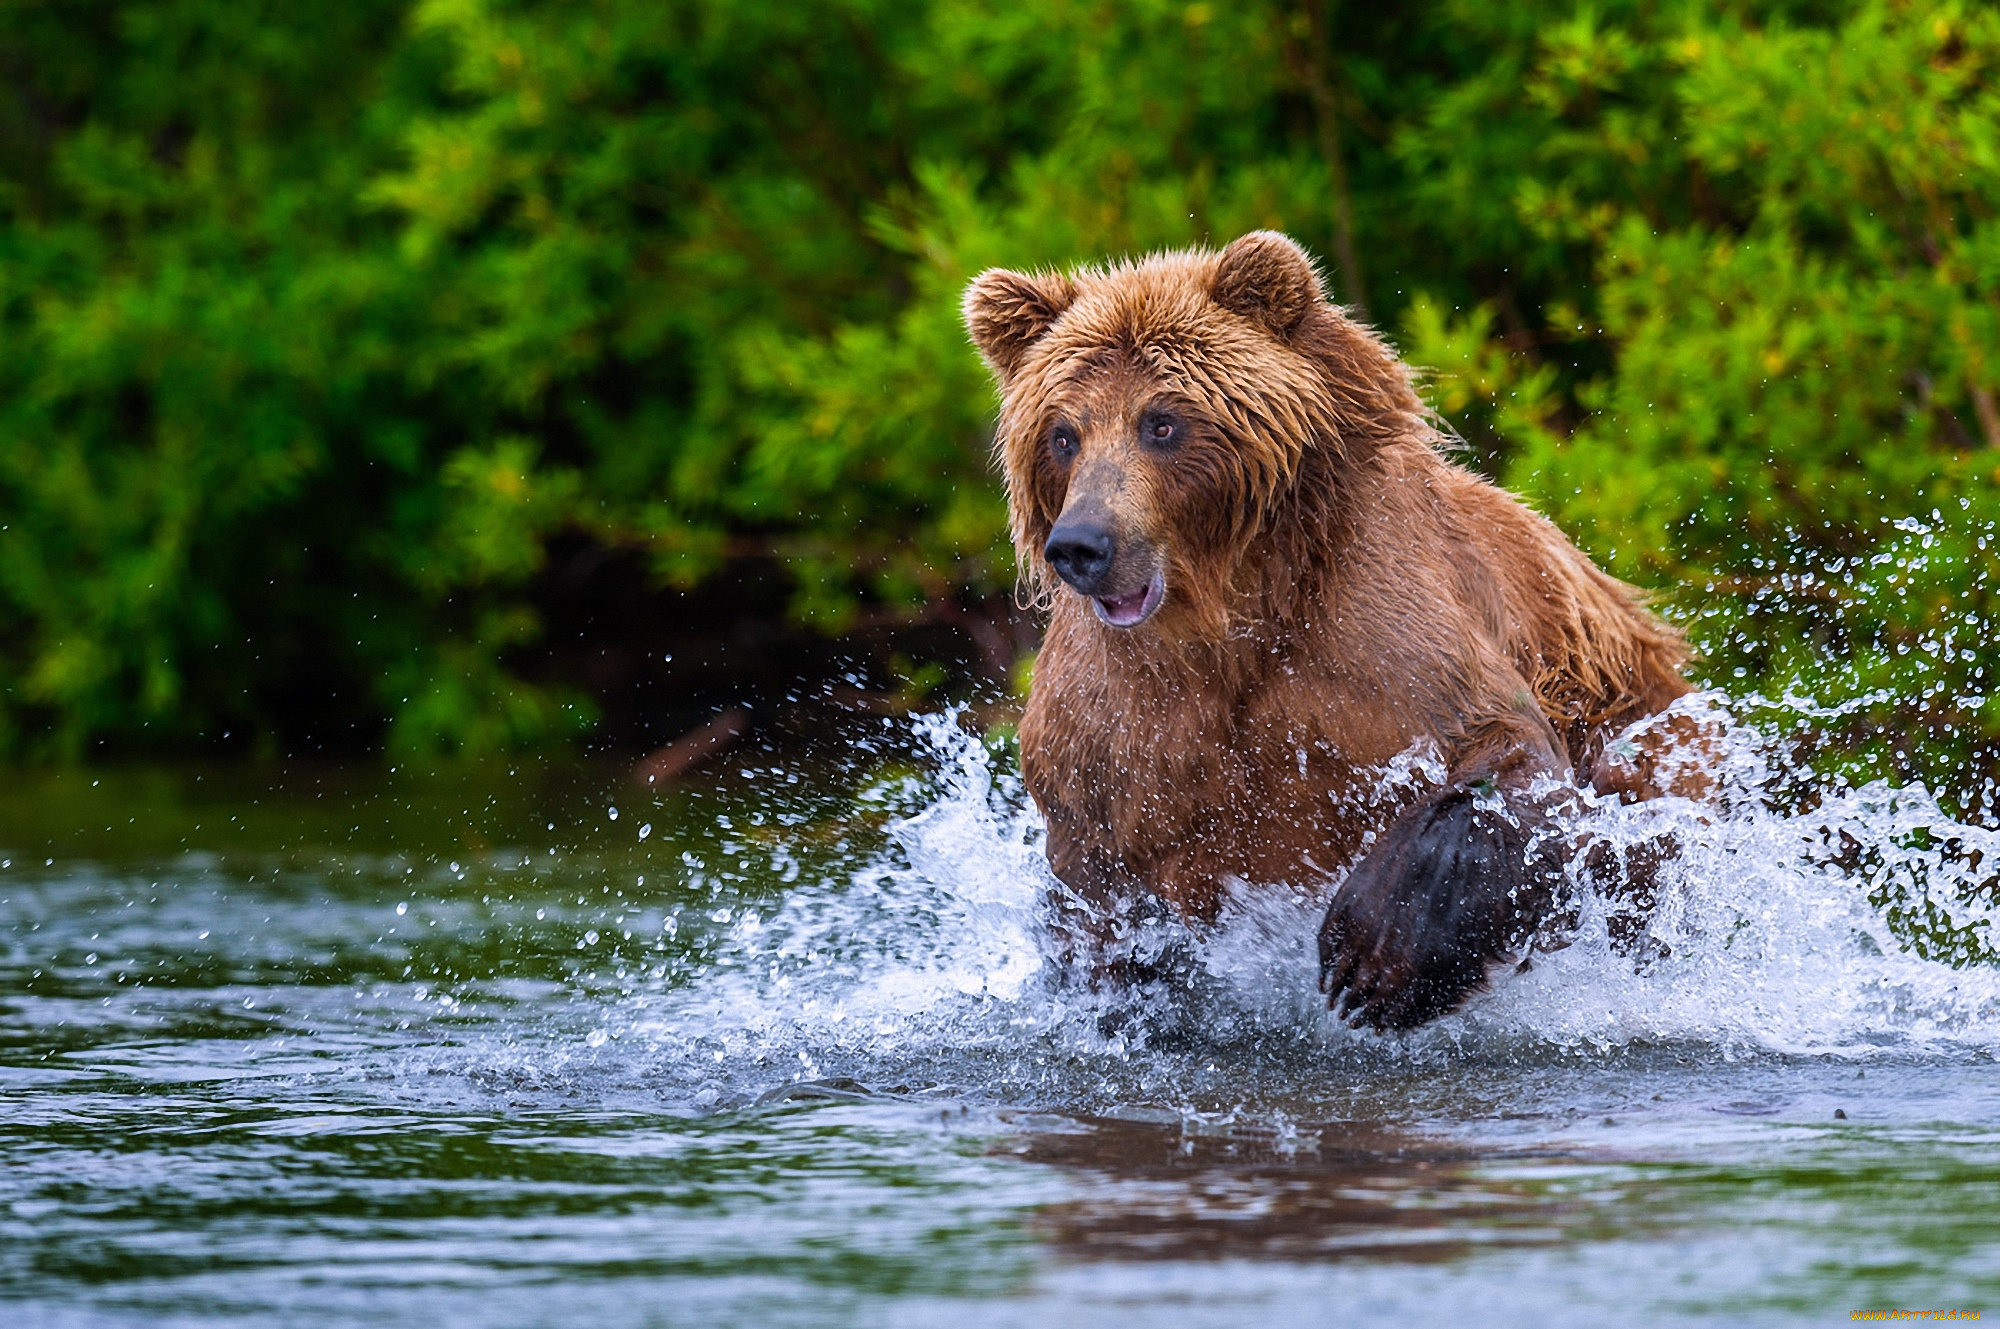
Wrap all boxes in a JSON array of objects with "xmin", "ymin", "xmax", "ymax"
[
  {"xmin": 1098, "ymin": 588, "xmax": 1145, "ymax": 618},
  {"xmin": 1093, "ymin": 576, "xmax": 1160, "ymax": 627}
]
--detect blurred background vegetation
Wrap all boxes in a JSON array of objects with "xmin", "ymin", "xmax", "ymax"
[{"xmin": 1, "ymin": 0, "xmax": 1996, "ymax": 812}]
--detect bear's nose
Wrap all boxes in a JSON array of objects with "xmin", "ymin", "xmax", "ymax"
[{"xmin": 1044, "ymin": 522, "xmax": 1116, "ymax": 592}]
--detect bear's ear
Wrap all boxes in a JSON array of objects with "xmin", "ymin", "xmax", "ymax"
[
  {"xmin": 963, "ymin": 268, "xmax": 1076, "ymax": 379},
  {"xmin": 1211, "ymin": 231, "xmax": 1324, "ymax": 338}
]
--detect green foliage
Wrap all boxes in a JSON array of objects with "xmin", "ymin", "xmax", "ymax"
[
  {"xmin": 1, "ymin": 0, "xmax": 1995, "ymax": 801},
  {"xmin": 1400, "ymin": 0, "xmax": 2000, "ymax": 810}
]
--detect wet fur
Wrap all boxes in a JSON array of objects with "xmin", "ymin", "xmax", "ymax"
[{"xmin": 965, "ymin": 233, "xmax": 1696, "ymax": 1030}]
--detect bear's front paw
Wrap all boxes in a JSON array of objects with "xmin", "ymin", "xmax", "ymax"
[{"xmin": 1318, "ymin": 786, "xmax": 1566, "ymax": 1031}]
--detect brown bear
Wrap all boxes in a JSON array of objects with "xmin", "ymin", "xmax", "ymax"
[{"xmin": 962, "ymin": 231, "xmax": 1702, "ymax": 1031}]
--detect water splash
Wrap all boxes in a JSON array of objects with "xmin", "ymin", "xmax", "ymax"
[
  {"xmin": 1445, "ymin": 693, "xmax": 2000, "ymax": 1056},
  {"xmin": 605, "ymin": 695, "xmax": 2000, "ymax": 1109},
  {"xmin": 616, "ymin": 713, "xmax": 1066, "ymax": 1098}
]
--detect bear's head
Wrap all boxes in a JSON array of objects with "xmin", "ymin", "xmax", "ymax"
[{"xmin": 964, "ymin": 231, "xmax": 1418, "ymax": 637}]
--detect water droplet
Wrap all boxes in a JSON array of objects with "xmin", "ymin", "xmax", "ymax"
[
  {"xmin": 84, "ymin": 953, "xmax": 97, "ymax": 965},
  {"xmin": 585, "ymin": 1028, "xmax": 608, "ymax": 1047},
  {"xmin": 396, "ymin": 902, "xmax": 408, "ymax": 916},
  {"xmin": 608, "ymin": 807, "xmax": 619, "ymax": 821},
  {"xmin": 584, "ymin": 930, "xmax": 600, "ymax": 945},
  {"xmin": 639, "ymin": 823, "xmax": 652, "ymax": 840}
]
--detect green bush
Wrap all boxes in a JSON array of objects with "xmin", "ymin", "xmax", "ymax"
[
  {"xmin": 1399, "ymin": 0, "xmax": 2000, "ymax": 813},
  {"xmin": 2, "ymin": 0, "xmax": 1995, "ymax": 807}
]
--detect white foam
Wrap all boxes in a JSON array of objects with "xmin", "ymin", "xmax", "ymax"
[{"xmin": 1437, "ymin": 694, "xmax": 2000, "ymax": 1055}]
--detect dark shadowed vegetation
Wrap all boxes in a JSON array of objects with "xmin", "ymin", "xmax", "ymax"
[{"xmin": 1, "ymin": 0, "xmax": 1995, "ymax": 809}]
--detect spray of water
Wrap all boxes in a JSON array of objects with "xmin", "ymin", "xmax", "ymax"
[{"xmin": 602, "ymin": 695, "xmax": 2000, "ymax": 1109}]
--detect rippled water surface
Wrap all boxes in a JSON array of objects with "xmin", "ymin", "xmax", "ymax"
[{"xmin": 4, "ymin": 707, "xmax": 1999, "ymax": 1326}]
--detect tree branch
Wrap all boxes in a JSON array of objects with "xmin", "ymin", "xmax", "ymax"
[{"xmin": 1290, "ymin": 0, "xmax": 1368, "ymax": 319}]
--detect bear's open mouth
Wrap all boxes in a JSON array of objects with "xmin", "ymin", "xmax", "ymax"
[{"xmin": 1092, "ymin": 571, "xmax": 1165, "ymax": 628}]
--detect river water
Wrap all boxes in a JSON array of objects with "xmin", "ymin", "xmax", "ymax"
[{"xmin": 3, "ymin": 703, "xmax": 1998, "ymax": 1326}]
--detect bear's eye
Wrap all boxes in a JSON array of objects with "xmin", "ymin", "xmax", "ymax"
[
  {"xmin": 1140, "ymin": 411, "xmax": 1181, "ymax": 449},
  {"xmin": 1049, "ymin": 424, "xmax": 1079, "ymax": 459}
]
